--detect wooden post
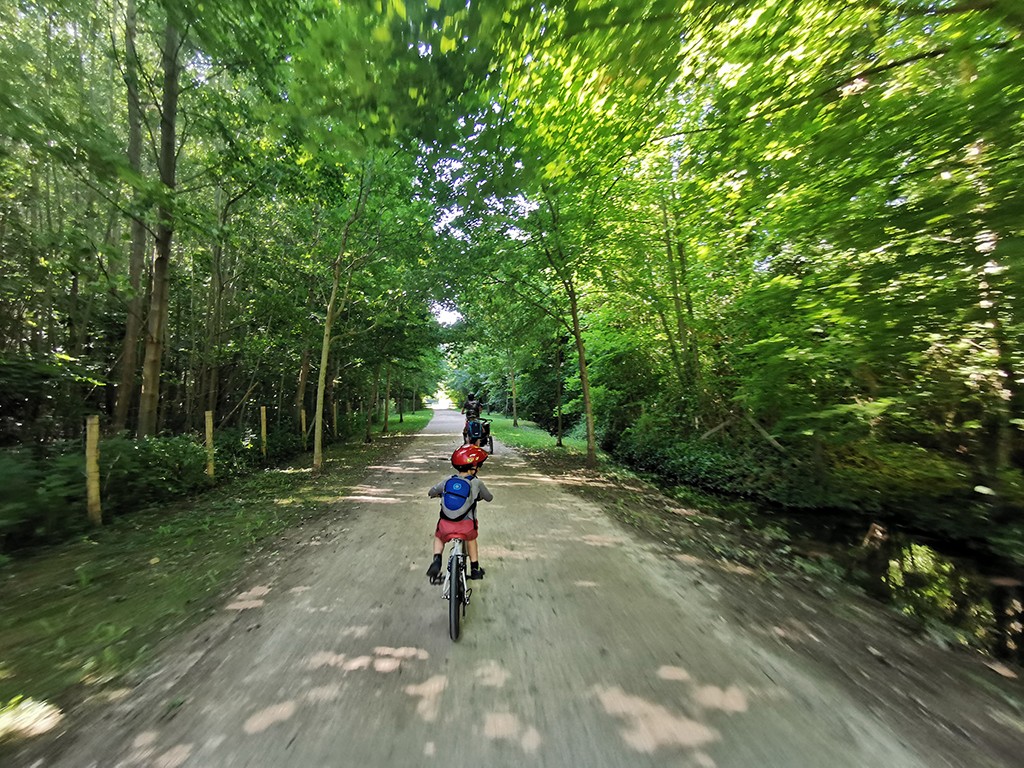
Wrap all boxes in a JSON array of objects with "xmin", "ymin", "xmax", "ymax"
[
  {"xmin": 301, "ymin": 408, "xmax": 307, "ymax": 451},
  {"xmin": 260, "ymin": 406, "xmax": 268, "ymax": 459},
  {"xmin": 86, "ymin": 415, "xmax": 102, "ymax": 526},
  {"xmin": 205, "ymin": 410, "xmax": 215, "ymax": 479},
  {"xmin": 332, "ymin": 401, "xmax": 338, "ymax": 439}
]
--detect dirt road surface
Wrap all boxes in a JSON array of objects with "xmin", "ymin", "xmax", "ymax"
[{"xmin": 22, "ymin": 410, "xmax": 968, "ymax": 767}]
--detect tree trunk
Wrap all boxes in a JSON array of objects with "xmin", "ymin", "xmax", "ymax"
[
  {"xmin": 509, "ymin": 355, "xmax": 519, "ymax": 427},
  {"xmin": 663, "ymin": 201, "xmax": 698, "ymax": 390},
  {"xmin": 295, "ymin": 344, "xmax": 310, "ymax": 423},
  {"xmin": 110, "ymin": 0, "xmax": 146, "ymax": 433},
  {"xmin": 555, "ymin": 338, "xmax": 564, "ymax": 447},
  {"xmin": 328, "ymin": 358, "xmax": 339, "ymax": 439},
  {"xmin": 313, "ymin": 168, "xmax": 370, "ymax": 470},
  {"xmin": 979, "ymin": 257, "xmax": 1018, "ymax": 523},
  {"xmin": 567, "ymin": 281, "xmax": 597, "ymax": 465},
  {"xmin": 136, "ymin": 21, "xmax": 179, "ymax": 438},
  {"xmin": 381, "ymin": 362, "xmax": 392, "ymax": 434},
  {"xmin": 363, "ymin": 364, "xmax": 380, "ymax": 444},
  {"xmin": 203, "ymin": 188, "xmax": 225, "ymax": 415}
]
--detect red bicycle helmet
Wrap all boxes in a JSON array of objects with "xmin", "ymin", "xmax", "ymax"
[{"xmin": 451, "ymin": 444, "xmax": 488, "ymax": 470}]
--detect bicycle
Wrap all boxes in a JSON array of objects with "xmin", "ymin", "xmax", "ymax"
[
  {"xmin": 434, "ymin": 536, "xmax": 471, "ymax": 640},
  {"xmin": 463, "ymin": 417, "xmax": 494, "ymax": 454}
]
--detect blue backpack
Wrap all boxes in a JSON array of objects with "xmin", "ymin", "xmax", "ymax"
[
  {"xmin": 466, "ymin": 420, "xmax": 484, "ymax": 440},
  {"xmin": 441, "ymin": 475, "xmax": 475, "ymax": 520}
]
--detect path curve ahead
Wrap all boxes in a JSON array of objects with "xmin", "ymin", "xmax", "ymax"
[{"xmin": 42, "ymin": 409, "xmax": 931, "ymax": 768}]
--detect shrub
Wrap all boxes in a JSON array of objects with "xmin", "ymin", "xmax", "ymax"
[
  {"xmin": 213, "ymin": 428, "xmax": 263, "ymax": 478},
  {"xmin": 0, "ymin": 449, "xmax": 86, "ymax": 549},
  {"xmin": 100, "ymin": 435, "xmax": 208, "ymax": 511},
  {"xmin": 0, "ymin": 452, "xmax": 41, "ymax": 547}
]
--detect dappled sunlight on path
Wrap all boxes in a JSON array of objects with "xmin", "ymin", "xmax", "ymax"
[{"xmin": 29, "ymin": 409, "xmax": 937, "ymax": 768}]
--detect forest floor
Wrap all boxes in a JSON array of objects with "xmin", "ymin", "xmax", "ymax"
[{"xmin": 2, "ymin": 409, "xmax": 1023, "ymax": 767}]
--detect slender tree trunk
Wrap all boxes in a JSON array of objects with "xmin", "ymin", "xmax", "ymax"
[
  {"xmin": 276, "ymin": 374, "xmax": 285, "ymax": 428},
  {"xmin": 363, "ymin": 364, "xmax": 380, "ymax": 444},
  {"xmin": 295, "ymin": 345, "xmax": 310, "ymax": 422},
  {"xmin": 509, "ymin": 354, "xmax": 519, "ymax": 427},
  {"xmin": 663, "ymin": 202, "xmax": 698, "ymax": 388},
  {"xmin": 380, "ymin": 363, "xmax": 392, "ymax": 434},
  {"xmin": 567, "ymin": 281, "xmax": 597, "ymax": 465},
  {"xmin": 313, "ymin": 168, "xmax": 370, "ymax": 469},
  {"xmin": 313, "ymin": 259, "xmax": 354, "ymax": 466},
  {"xmin": 538, "ymin": 188, "xmax": 596, "ymax": 463},
  {"xmin": 204, "ymin": 187, "xmax": 225, "ymax": 415},
  {"xmin": 555, "ymin": 338, "xmax": 564, "ymax": 447},
  {"xmin": 678, "ymin": 233, "xmax": 699, "ymax": 386},
  {"xmin": 656, "ymin": 308, "xmax": 686, "ymax": 392},
  {"xmin": 112, "ymin": 0, "xmax": 146, "ymax": 433},
  {"xmin": 980, "ymin": 259, "xmax": 1017, "ymax": 522},
  {"xmin": 327, "ymin": 358, "xmax": 338, "ymax": 439},
  {"xmin": 137, "ymin": 21, "xmax": 179, "ymax": 437}
]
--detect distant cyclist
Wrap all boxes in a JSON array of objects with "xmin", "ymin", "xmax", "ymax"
[
  {"xmin": 461, "ymin": 393, "xmax": 484, "ymax": 445},
  {"xmin": 461, "ymin": 393, "xmax": 482, "ymax": 420}
]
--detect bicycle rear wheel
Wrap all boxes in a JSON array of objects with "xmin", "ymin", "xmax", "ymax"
[{"xmin": 448, "ymin": 554, "xmax": 462, "ymax": 641}]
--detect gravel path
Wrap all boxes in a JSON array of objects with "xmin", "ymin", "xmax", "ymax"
[{"xmin": 34, "ymin": 410, "xmax": 934, "ymax": 768}]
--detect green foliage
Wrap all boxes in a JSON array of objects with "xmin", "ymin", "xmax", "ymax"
[
  {"xmin": 0, "ymin": 450, "xmax": 86, "ymax": 549},
  {"xmin": 100, "ymin": 436, "xmax": 209, "ymax": 511},
  {"xmin": 1, "ymin": 0, "xmax": 1021, "ymax": 572},
  {"xmin": 886, "ymin": 543, "xmax": 996, "ymax": 647},
  {"xmin": 611, "ymin": 412, "xmax": 1024, "ymax": 565},
  {"xmin": 212, "ymin": 428, "xmax": 264, "ymax": 478},
  {"xmin": 483, "ymin": 414, "xmax": 591, "ymax": 456},
  {"xmin": 0, "ymin": 453, "xmax": 42, "ymax": 543}
]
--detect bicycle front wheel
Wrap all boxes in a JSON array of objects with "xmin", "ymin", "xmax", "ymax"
[{"xmin": 448, "ymin": 556, "xmax": 462, "ymax": 641}]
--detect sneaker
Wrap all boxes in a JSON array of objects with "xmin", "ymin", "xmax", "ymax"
[
  {"xmin": 468, "ymin": 565, "xmax": 486, "ymax": 580},
  {"xmin": 426, "ymin": 559, "xmax": 441, "ymax": 581}
]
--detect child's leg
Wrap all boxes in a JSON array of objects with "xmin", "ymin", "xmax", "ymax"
[
  {"xmin": 426, "ymin": 535, "xmax": 445, "ymax": 580},
  {"xmin": 467, "ymin": 538, "xmax": 485, "ymax": 579}
]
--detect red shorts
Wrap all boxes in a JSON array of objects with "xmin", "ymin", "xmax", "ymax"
[{"xmin": 435, "ymin": 517, "xmax": 478, "ymax": 543}]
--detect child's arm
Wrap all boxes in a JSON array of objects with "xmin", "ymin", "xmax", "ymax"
[
  {"xmin": 427, "ymin": 481, "xmax": 444, "ymax": 498},
  {"xmin": 475, "ymin": 479, "xmax": 494, "ymax": 503}
]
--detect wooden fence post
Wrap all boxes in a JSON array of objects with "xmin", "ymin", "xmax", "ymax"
[
  {"xmin": 86, "ymin": 415, "xmax": 102, "ymax": 526},
  {"xmin": 261, "ymin": 406, "xmax": 268, "ymax": 459},
  {"xmin": 205, "ymin": 410, "xmax": 215, "ymax": 479},
  {"xmin": 301, "ymin": 408, "xmax": 307, "ymax": 451}
]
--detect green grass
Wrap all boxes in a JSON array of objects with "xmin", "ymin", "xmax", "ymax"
[
  {"xmin": 484, "ymin": 414, "xmax": 598, "ymax": 456},
  {"xmin": 0, "ymin": 410, "xmax": 432, "ymax": 745}
]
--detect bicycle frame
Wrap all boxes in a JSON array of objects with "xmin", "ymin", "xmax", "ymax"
[
  {"xmin": 441, "ymin": 538, "xmax": 466, "ymax": 599},
  {"xmin": 442, "ymin": 537, "xmax": 471, "ymax": 640}
]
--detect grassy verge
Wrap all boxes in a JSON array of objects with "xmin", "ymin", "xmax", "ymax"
[
  {"xmin": 485, "ymin": 414, "xmax": 829, "ymax": 574},
  {"xmin": 488, "ymin": 414, "xmax": 1003, "ymax": 651},
  {"xmin": 485, "ymin": 414, "xmax": 596, "ymax": 456},
  {"xmin": 0, "ymin": 411, "xmax": 432, "ymax": 746}
]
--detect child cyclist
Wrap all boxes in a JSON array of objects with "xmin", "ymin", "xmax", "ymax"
[{"xmin": 426, "ymin": 444, "xmax": 492, "ymax": 582}]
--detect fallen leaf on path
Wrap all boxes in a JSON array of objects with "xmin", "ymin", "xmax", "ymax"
[{"xmin": 983, "ymin": 661, "xmax": 1018, "ymax": 679}]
